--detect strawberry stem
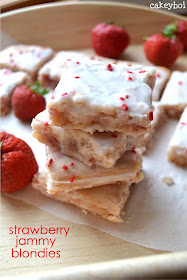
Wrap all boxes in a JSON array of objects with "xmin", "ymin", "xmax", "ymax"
[
  {"xmin": 162, "ymin": 20, "xmax": 177, "ymax": 39},
  {"xmin": 27, "ymin": 81, "xmax": 49, "ymax": 96}
]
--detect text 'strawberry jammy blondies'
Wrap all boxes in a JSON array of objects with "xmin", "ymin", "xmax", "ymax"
[
  {"xmin": 47, "ymin": 61, "xmax": 156, "ymax": 135},
  {"xmin": 0, "ymin": 68, "xmax": 28, "ymax": 115},
  {"xmin": 0, "ymin": 45, "xmax": 54, "ymax": 81},
  {"xmin": 44, "ymin": 146, "xmax": 143, "ymax": 194},
  {"xmin": 161, "ymin": 71, "xmax": 187, "ymax": 118},
  {"xmin": 32, "ymin": 110, "xmax": 136, "ymax": 168},
  {"xmin": 38, "ymin": 51, "xmax": 117, "ymax": 88},
  {"xmin": 33, "ymin": 171, "xmax": 143, "ymax": 223},
  {"xmin": 168, "ymin": 107, "xmax": 187, "ymax": 166}
]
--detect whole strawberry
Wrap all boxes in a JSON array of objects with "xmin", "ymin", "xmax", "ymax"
[
  {"xmin": 12, "ymin": 82, "xmax": 48, "ymax": 120},
  {"xmin": 91, "ymin": 22, "xmax": 130, "ymax": 58},
  {"xmin": 144, "ymin": 22, "xmax": 184, "ymax": 67},
  {"xmin": 176, "ymin": 20, "xmax": 187, "ymax": 49},
  {"xmin": 1, "ymin": 132, "xmax": 38, "ymax": 193}
]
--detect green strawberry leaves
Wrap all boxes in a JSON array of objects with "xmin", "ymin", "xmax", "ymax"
[
  {"xmin": 27, "ymin": 81, "xmax": 49, "ymax": 96},
  {"xmin": 162, "ymin": 20, "xmax": 178, "ymax": 39}
]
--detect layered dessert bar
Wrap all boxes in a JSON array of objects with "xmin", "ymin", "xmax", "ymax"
[
  {"xmin": 33, "ymin": 170, "xmax": 143, "ymax": 223},
  {"xmin": 0, "ymin": 45, "xmax": 54, "ymax": 81},
  {"xmin": 45, "ymin": 147, "xmax": 142, "ymax": 193},
  {"xmin": 117, "ymin": 60, "xmax": 170, "ymax": 101},
  {"xmin": 168, "ymin": 107, "xmax": 187, "ymax": 166},
  {"xmin": 38, "ymin": 51, "xmax": 89, "ymax": 88},
  {"xmin": 48, "ymin": 60, "xmax": 156, "ymax": 135},
  {"xmin": 137, "ymin": 102, "xmax": 165, "ymax": 152},
  {"xmin": 161, "ymin": 71, "xmax": 187, "ymax": 118},
  {"xmin": 38, "ymin": 50, "xmax": 116, "ymax": 88},
  {"xmin": 0, "ymin": 68, "xmax": 28, "ymax": 115},
  {"xmin": 32, "ymin": 110, "xmax": 136, "ymax": 168}
]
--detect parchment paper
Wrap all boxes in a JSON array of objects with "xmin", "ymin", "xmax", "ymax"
[
  {"xmin": 0, "ymin": 32, "xmax": 186, "ymax": 251},
  {"xmin": 1, "ymin": 97, "xmax": 187, "ymax": 252}
]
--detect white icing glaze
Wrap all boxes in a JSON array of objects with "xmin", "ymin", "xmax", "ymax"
[
  {"xmin": 48, "ymin": 60, "xmax": 155, "ymax": 119},
  {"xmin": 0, "ymin": 68, "xmax": 28, "ymax": 98},
  {"xmin": 169, "ymin": 107, "xmax": 187, "ymax": 151},
  {"xmin": 161, "ymin": 71, "xmax": 187, "ymax": 105},
  {"xmin": 153, "ymin": 68, "xmax": 170, "ymax": 101},
  {"xmin": 0, "ymin": 45, "xmax": 53, "ymax": 75}
]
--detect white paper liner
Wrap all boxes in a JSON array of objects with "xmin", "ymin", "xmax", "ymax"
[{"xmin": 1, "ymin": 106, "xmax": 187, "ymax": 252}]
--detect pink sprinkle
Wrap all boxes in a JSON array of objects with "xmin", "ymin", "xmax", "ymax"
[
  {"xmin": 128, "ymin": 77, "xmax": 133, "ymax": 81},
  {"xmin": 111, "ymin": 134, "xmax": 118, "ymax": 138},
  {"xmin": 180, "ymin": 122, "xmax": 186, "ymax": 125},
  {"xmin": 127, "ymin": 71, "xmax": 133, "ymax": 74},
  {"xmin": 90, "ymin": 56, "xmax": 95, "ymax": 60},
  {"xmin": 119, "ymin": 97, "xmax": 124, "ymax": 101},
  {"xmin": 4, "ymin": 69, "xmax": 11, "ymax": 75},
  {"xmin": 126, "ymin": 95, "xmax": 129, "ymax": 98},
  {"xmin": 47, "ymin": 158, "xmax": 53, "ymax": 167},
  {"xmin": 10, "ymin": 59, "xmax": 14, "ymax": 63},
  {"xmin": 67, "ymin": 59, "xmax": 71, "ymax": 61},
  {"xmin": 107, "ymin": 64, "xmax": 113, "ymax": 71},
  {"xmin": 51, "ymin": 95, "xmax": 55, "ymax": 100},
  {"xmin": 37, "ymin": 53, "xmax": 41, "ymax": 58},
  {"xmin": 19, "ymin": 50, "xmax": 23, "ymax": 54},
  {"xmin": 75, "ymin": 76, "xmax": 80, "ymax": 79},
  {"xmin": 128, "ymin": 64, "xmax": 132, "ymax": 66},
  {"xmin": 76, "ymin": 61, "xmax": 80, "ymax": 64},
  {"xmin": 122, "ymin": 104, "xmax": 128, "ymax": 111},
  {"xmin": 62, "ymin": 92, "xmax": 68, "ymax": 96},
  {"xmin": 70, "ymin": 162, "xmax": 74, "ymax": 166},
  {"xmin": 139, "ymin": 70, "xmax": 146, "ymax": 73},
  {"xmin": 156, "ymin": 73, "xmax": 161, "ymax": 78},
  {"xmin": 9, "ymin": 53, "xmax": 13, "ymax": 57},
  {"xmin": 62, "ymin": 165, "xmax": 68, "ymax": 170},
  {"xmin": 178, "ymin": 81, "xmax": 182, "ymax": 85},
  {"xmin": 70, "ymin": 175, "xmax": 74, "ymax": 183}
]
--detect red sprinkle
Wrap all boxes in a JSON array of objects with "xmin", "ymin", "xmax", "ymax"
[
  {"xmin": 139, "ymin": 70, "xmax": 146, "ymax": 73},
  {"xmin": 75, "ymin": 76, "xmax": 80, "ymax": 79},
  {"xmin": 62, "ymin": 165, "xmax": 68, "ymax": 170},
  {"xmin": 45, "ymin": 121, "xmax": 49, "ymax": 126},
  {"xmin": 149, "ymin": 111, "xmax": 153, "ymax": 121},
  {"xmin": 76, "ymin": 61, "xmax": 80, "ymax": 64},
  {"xmin": 70, "ymin": 175, "xmax": 74, "ymax": 183},
  {"xmin": 111, "ymin": 134, "xmax": 118, "ymax": 138},
  {"xmin": 119, "ymin": 97, "xmax": 124, "ymax": 101},
  {"xmin": 126, "ymin": 95, "xmax": 129, "ymax": 98},
  {"xmin": 122, "ymin": 104, "xmax": 128, "ymax": 111},
  {"xmin": 178, "ymin": 81, "xmax": 182, "ymax": 85},
  {"xmin": 70, "ymin": 162, "xmax": 74, "ymax": 166},
  {"xmin": 127, "ymin": 71, "xmax": 133, "ymax": 74},
  {"xmin": 128, "ymin": 77, "xmax": 133, "ymax": 81},
  {"xmin": 132, "ymin": 146, "xmax": 136, "ymax": 153},
  {"xmin": 48, "ymin": 158, "xmax": 53, "ymax": 167},
  {"xmin": 107, "ymin": 64, "xmax": 113, "ymax": 71},
  {"xmin": 156, "ymin": 73, "xmax": 161, "ymax": 78},
  {"xmin": 62, "ymin": 92, "xmax": 68, "ymax": 96}
]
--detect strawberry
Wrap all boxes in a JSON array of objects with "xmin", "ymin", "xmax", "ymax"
[
  {"xmin": 91, "ymin": 22, "xmax": 130, "ymax": 58},
  {"xmin": 12, "ymin": 82, "xmax": 48, "ymax": 120},
  {"xmin": 176, "ymin": 20, "xmax": 187, "ymax": 49},
  {"xmin": 1, "ymin": 132, "xmax": 38, "ymax": 193},
  {"xmin": 144, "ymin": 22, "xmax": 184, "ymax": 67}
]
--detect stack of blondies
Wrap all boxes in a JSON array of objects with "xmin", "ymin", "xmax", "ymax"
[{"xmin": 32, "ymin": 60, "xmax": 156, "ymax": 222}]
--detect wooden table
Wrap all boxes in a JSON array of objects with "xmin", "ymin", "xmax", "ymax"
[{"xmin": 1, "ymin": 195, "xmax": 165, "ymax": 278}]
